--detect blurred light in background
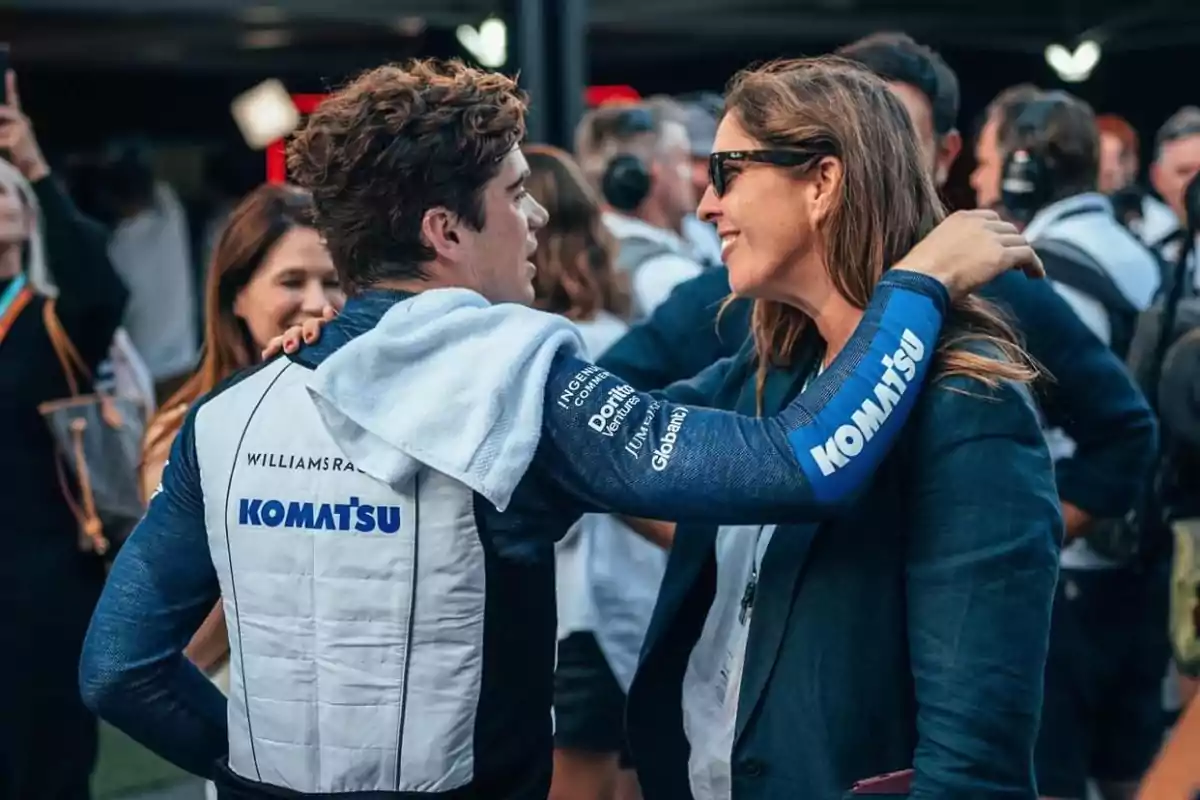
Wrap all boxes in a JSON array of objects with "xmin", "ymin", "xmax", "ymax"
[
  {"xmin": 457, "ymin": 17, "xmax": 507, "ymax": 68},
  {"xmin": 1045, "ymin": 40, "xmax": 1101, "ymax": 83},
  {"xmin": 240, "ymin": 29, "xmax": 293, "ymax": 50},
  {"xmin": 231, "ymin": 78, "xmax": 300, "ymax": 150}
]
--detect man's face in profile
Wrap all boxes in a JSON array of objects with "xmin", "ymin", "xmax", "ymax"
[
  {"xmin": 884, "ymin": 81, "xmax": 961, "ymax": 189},
  {"xmin": 650, "ymin": 121, "xmax": 698, "ymax": 226},
  {"xmin": 1152, "ymin": 133, "xmax": 1200, "ymax": 224},
  {"xmin": 437, "ymin": 148, "xmax": 549, "ymax": 306},
  {"xmin": 970, "ymin": 116, "xmax": 1004, "ymax": 210}
]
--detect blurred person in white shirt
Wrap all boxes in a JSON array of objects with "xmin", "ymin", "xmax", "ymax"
[
  {"xmin": 97, "ymin": 140, "xmax": 198, "ymax": 401},
  {"xmin": 575, "ymin": 102, "xmax": 705, "ymax": 319}
]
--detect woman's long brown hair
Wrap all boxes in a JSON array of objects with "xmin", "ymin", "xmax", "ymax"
[
  {"xmin": 142, "ymin": 183, "xmax": 317, "ymax": 457},
  {"xmin": 523, "ymin": 145, "xmax": 631, "ymax": 321},
  {"xmin": 723, "ymin": 57, "xmax": 1036, "ymax": 404}
]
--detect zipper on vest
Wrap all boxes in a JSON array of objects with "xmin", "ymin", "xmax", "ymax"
[{"xmin": 394, "ymin": 473, "xmax": 420, "ymax": 790}]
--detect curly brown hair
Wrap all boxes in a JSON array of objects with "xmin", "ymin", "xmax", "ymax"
[
  {"xmin": 523, "ymin": 145, "xmax": 630, "ymax": 321},
  {"xmin": 287, "ymin": 59, "xmax": 528, "ymax": 292}
]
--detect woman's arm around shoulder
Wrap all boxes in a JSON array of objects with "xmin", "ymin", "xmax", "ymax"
[{"xmin": 904, "ymin": 368, "xmax": 1062, "ymax": 799}]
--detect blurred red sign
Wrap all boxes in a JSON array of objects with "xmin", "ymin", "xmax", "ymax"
[
  {"xmin": 585, "ymin": 85, "xmax": 642, "ymax": 106},
  {"xmin": 266, "ymin": 94, "xmax": 326, "ymax": 184}
]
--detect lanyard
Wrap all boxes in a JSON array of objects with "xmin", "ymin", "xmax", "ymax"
[
  {"xmin": 737, "ymin": 357, "xmax": 826, "ymax": 625},
  {"xmin": 0, "ymin": 273, "xmax": 34, "ymax": 347}
]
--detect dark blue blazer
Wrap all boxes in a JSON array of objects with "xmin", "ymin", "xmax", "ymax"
[
  {"xmin": 598, "ymin": 268, "xmax": 1157, "ymax": 520},
  {"xmin": 627, "ymin": 337, "xmax": 1063, "ymax": 800}
]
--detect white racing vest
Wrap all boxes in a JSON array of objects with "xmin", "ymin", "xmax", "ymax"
[{"xmin": 195, "ymin": 358, "xmax": 488, "ymax": 793}]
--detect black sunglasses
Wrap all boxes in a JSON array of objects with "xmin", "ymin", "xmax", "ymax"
[{"xmin": 707, "ymin": 148, "xmax": 833, "ymax": 196}]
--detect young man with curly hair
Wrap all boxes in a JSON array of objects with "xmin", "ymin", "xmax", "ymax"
[{"xmin": 80, "ymin": 58, "xmax": 1039, "ymax": 798}]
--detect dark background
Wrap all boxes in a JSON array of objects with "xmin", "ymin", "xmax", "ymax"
[{"xmin": 5, "ymin": 0, "xmax": 1197, "ymax": 205}]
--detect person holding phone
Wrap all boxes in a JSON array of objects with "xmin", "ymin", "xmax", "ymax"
[{"xmin": 0, "ymin": 68, "xmax": 128, "ymax": 800}]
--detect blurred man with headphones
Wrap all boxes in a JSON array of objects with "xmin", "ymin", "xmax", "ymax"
[
  {"xmin": 978, "ymin": 90, "xmax": 1162, "ymax": 354},
  {"xmin": 977, "ymin": 87, "xmax": 1169, "ymax": 800},
  {"xmin": 575, "ymin": 101, "xmax": 706, "ymax": 319}
]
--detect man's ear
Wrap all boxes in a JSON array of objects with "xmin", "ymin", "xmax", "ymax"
[
  {"xmin": 420, "ymin": 207, "xmax": 462, "ymax": 260},
  {"xmin": 936, "ymin": 129, "xmax": 963, "ymax": 188}
]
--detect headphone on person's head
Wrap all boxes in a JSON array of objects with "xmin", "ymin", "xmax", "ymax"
[
  {"xmin": 999, "ymin": 97, "xmax": 1061, "ymax": 223},
  {"xmin": 602, "ymin": 154, "xmax": 652, "ymax": 212},
  {"xmin": 594, "ymin": 106, "xmax": 657, "ymax": 212}
]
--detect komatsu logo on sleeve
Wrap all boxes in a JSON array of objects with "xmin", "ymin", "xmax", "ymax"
[
  {"xmin": 809, "ymin": 329, "xmax": 925, "ymax": 477},
  {"xmin": 238, "ymin": 497, "xmax": 401, "ymax": 534}
]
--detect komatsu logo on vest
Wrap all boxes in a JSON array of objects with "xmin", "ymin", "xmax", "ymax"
[
  {"xmin": 809, "ymin": 329, "xmax": 925, "ymax": 477},
  {"xmin": 238, "ymin": 497, "xmax": 401, "ymax": 534}
]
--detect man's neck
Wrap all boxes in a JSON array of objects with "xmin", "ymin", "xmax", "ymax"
[{"xmin": 370, "ymin": 277, "xmax": 431, "ymax": 295}]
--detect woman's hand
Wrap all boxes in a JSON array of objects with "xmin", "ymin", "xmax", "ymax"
[
  {"xmin": 0, "ymin": 71, "xmax": 49, "ymax": 183},
  {"xmin": 262, "ymin": 304, "xmax": 338, "ymax": 358},
  {"xmin": 894, "ymin": 209, "xmax": 1044, "ymax": 299}
]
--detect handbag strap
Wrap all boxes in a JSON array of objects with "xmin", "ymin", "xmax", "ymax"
[
  {"xmin": 54, "ymin": 435, "xmax": 108, "ymax": 555},
  {"xmin": 42, "ymin": 298, "xmax": 91, "ymax": 397},
  {"xmin": 0, "ymin": 273, "xmax": 35, "ymax": 347}
]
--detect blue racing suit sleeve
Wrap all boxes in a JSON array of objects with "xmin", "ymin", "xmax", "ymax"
[
  {"xmin": 536, "ymin": 270, "xmax": 950, "ymax": 523},
  {"xmin": 980, "ymin": 271, "xmax": 1158, "ymax": 519},
  {"xmin": 79, "ymin": 409, "xmax": 228, "ymax": 779}
]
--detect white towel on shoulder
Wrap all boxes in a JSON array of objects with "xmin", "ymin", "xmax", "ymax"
[{"xmin": 306, "ymin": 288, "xmax": 586, "ymax": 511}]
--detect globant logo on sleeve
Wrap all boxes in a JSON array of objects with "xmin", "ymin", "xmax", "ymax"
[
  {"xmin": 651, "ymin": 407, "xmax": 689, "ymax": 472},
  {"xmin": 238, "ymin": 496, "xmax": 401, "ymax": 534},
  {"xmin": 808, "ymin": 328, "xmax": 925, "ymax": 477}
]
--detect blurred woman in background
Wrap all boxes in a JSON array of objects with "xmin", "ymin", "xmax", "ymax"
[
  {"xmin": 524, "ymin": 144, "xmax": 657, "ymax": 800},
  {"xmin": 139, "ymin": 184, "xmax": 343, "ymax": 754},
  {"xmin": 0, "ymin": 71, "xmax": 128, "ymax": 800}
]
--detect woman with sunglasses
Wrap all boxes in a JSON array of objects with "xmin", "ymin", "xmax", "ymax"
[{"xmin": 622, "ymin": 58, "xmax": 1061, "ymax": 800}]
